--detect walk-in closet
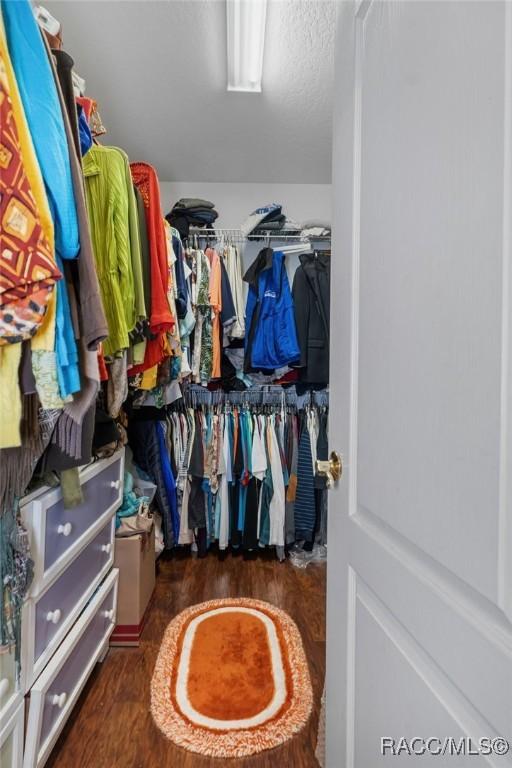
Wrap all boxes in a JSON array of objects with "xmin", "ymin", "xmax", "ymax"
[
  {"xmin": 1, "ymin": 1, "xmax": 510, "ymax": 767},
  {"xmin": 1, "ymin": 1, "xmax": 334, "ymax": 765}
]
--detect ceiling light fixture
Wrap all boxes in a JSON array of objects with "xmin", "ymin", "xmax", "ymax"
[{"xmin": 227, "ymin": 0, "xmax": 268, "ymax": 93}]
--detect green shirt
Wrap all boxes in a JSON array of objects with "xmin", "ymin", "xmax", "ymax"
[
  {"xmin": 111, "ymin": 147, "xmax": 146, "ymax": 323},
  {"xmin": 83, "ymin": 145, "xmax": 140, "ymax": 356}
]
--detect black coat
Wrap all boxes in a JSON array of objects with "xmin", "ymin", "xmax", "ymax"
[{"xmin": 292, "ymin": 252, "xmax": 330, "ymax": 386}]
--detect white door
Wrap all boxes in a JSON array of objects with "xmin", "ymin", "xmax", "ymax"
[{"xmin": 327, "ymin": 1, "xmax": 512, "ymax": 766}]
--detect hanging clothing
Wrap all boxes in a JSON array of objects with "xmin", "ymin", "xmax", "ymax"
[
  {"xmin": 134, "ymin": 186, "xmax": 152, "ymax": 320},
  {"xmin": 44, "ymin": 344, "xmax": 100, "ymax": 468},
  {"xmin": 37, "ymin": 32, "xmax": 107, "ymax": 470},
  {"xmin": 112, "ymin": 147, "xmax": 146, "ymax": 327},
  {"xmin": 130, "ymin": 162, "xmax": 173, "ymax": 333},
  {"xmin": 83, "ymin": 145, "xmax": 137, "ymax": 356},
  {"xmin": 0, "ymin": 25, "xmax": 58, "ymax": 334},
  {"xmin": 218, "ymin": 413, "xmax": 231, "ymax": 549},
  {"xmin": 285, "ymin": 413, "xmax": 299, "ymax": 544},
  {"xmin": 128, "ymin": 419, "xmax": 175, "ymax": 549},
  {"xmin": 156, "ymin": 421, "xmax": 179, "ymax": 545},
  {"xmin": 1, "ymin": 0, "xmax": 78, "ymax": 261},
  {"xmin": 206, "ymin": 248, "xmax": 222, "ymax": 379},
  {"xmin": 49, "ymin": 47, "xmax": 107, "ymax": 354},
  {"xmin": 292, "ymin": 251, "xmax": 330, "ymax": 386},
  {"xmin": 268, "ymin": 415, "xmax": 286, "ymax": 547},
  {"xmin": 259, "ymin": 417, "xmax": 274, "ymax": 547},
  {"xmin": 219, "ymin": 256, "xmax": 237, "ymax": 344},
  {"xmin": 51, "ymin": 49, "xmax": 80, "ymax": 158},
  {"xmin": 77, "ymin": 106, "xmax": 93, "ymax": 156},
  {"xmin": 2, "ymin": 0, "xmax": 81, "ymax": 399},
  {"xmin": 137, "ymin": 395, "xmax": 328, "ymax": 556},
  {"xmin": 294, "ymin": 415, "xmax": 317, "ymax": 542},
  {"xmin": 197, "ymin": 251, "xmax": 213, "ymax": 384},
  {"xmin": 0, "ymin": 17, "xmax": 61, "ymax": 446},
  {"xmin": 244, "ymin": 249, "xmax": 300, "ymax": 372},
  {"xmin": 129, "ymin": 162, "xmax": 174, "ymax": 375},
  {"xmin": 163, "ymin": 221, "xmax": 182, "ymax": 355},
  {"xmin": 171, "ymin": 230, "xmax": 188, "ymax": 320},
  {"xmin": 223, "ymin": 244, "xmax": 245, "ymax": 340}
]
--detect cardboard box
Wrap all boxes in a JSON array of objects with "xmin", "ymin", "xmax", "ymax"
[{"xmin": 110, "ymin": 527, "xmax": 155, "ymax": 646}]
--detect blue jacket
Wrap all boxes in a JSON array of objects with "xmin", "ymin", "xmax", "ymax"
[{"xmin": 245, "ymin": 249, "xmax": 300, "ymax": 371}]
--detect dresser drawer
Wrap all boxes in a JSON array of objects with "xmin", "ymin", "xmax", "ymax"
[
  {"xmin": 23, "ymin": 518, "xmax": 115, "ymax": 690},
  {"xmin": 0, "ymin": 644, "xmax": 23, "ymax": 725},
  {"xmin": 20, "ymin": 451, "xmax": 124, "ymax": 596},
  {"xmin": 0, "ymin": 702, "xmax": 24, "ymax": 768},
  {"xmin": 23, "ymin": 570, "xmax": 118, "ymax": 768}
]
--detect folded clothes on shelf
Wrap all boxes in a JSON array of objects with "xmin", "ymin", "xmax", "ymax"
[
  {"xmin": 172, "ymin": 198, "xmax": 216, "ymax": 211},
  {"xmin": 166, "ymin": 198, "xmax": 219, "ymax": 239},
  {"xmin": 240, "ymin": 202, "xmax": 282, "ymax": 236},
  {"xmin": 300, "ymin": 226, "xmax": 331, "ymax": 238}
]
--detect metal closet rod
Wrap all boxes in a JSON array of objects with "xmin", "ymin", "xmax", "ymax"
[
  {"xmin": 183, "ymin": 384, "xmax": 330, "ymax": 408},
  {"xmin": 187, "ymin": 227, "xmax": 331, "ymax": 241}
]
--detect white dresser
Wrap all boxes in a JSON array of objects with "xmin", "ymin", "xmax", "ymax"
[{"xmin": 0, "ymin": 450, "xmax": 124, "ymax": 768}]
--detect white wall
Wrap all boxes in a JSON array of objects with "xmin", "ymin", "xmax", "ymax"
[{"xmin": 159, "ymin": 181, "xmax": 332, "ymax": 229}]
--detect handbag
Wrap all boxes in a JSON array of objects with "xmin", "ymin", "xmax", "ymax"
[{"xmin": 115, "ymin": 501, "xmax": 154, "ymax": 538}]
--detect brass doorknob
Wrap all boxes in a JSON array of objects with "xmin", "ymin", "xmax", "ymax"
[{"xmin": 315, "ymin": 451, "xmax": 343, "ymax": 488}]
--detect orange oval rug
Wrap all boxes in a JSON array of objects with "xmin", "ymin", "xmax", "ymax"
[{"xmin": 151, "ymin": 597, "xmax": 313, "ymax": 758}]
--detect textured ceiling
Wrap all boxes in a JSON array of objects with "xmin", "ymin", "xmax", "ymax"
[{"xmin": 46, "ymin": 0, "xmax": 335, "ymax": 183}]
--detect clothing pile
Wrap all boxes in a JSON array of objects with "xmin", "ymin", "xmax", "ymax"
[
  {"xmin": 300, "ymin": 220, "xmax": 332, "ymax": 239},
  {"xmin": 240, "ymin": 203, "xmax": 301, "ymax": 238},
  {"xmin": 128, "ymin": 396, "xmax": 328, "ymax": 555},
  {"xmin": 166, "ymin": 198, "xmax": 219, "ymax": 240}
]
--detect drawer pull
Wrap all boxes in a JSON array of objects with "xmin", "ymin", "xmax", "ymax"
[
  {"xmin": 51, "ymin": 692, "xmax": 68, "ymax": 709},
  {"xmin": 101, "ymin": 543, "xmax": 112, "ymax": 555},
  {"xmin": 110, "ymin": 480, "xmax": 121, "ymax": 490},
  {"xmin": 57, "ymin": 522, "xmax": 73, "ymax": 537},
  {"xmin": 46, "ymin": 609, "xmax": 62, "ymax": 625},
  {"xmin": 103, "ymin": 609, "xmax": 114, "ymax": 621},
  {"xmin": 0, "ymin": 677, "xmax": 10, "ymax": 698}
]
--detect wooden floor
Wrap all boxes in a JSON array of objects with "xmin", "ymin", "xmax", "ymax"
[{"xmin": 47, "ymin": 550, "xmax": 326, "ymax": 768}]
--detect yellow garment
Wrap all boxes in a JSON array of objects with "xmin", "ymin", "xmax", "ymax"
[
  {"xmin": 0, "ymin": 345, "xmax": 22, "ymax": 448},
  {"xmin": 140, "ymin": 365, "xmax": 158, "ymax": 390}
]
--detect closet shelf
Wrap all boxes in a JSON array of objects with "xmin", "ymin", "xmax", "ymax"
[{"xmin": 187, "ymin": 227, "xmax": 331, "ymax": 241}]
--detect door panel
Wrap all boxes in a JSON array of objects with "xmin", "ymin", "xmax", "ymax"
[
  {"xmin": 327, "ymin": 1, "xmax": 512, "ymax": 765},
  {"xmin": 349, "ymin": 525, "xmax": 512, "ymax": 746},
  {"xmin": 357, "ymin": 0, "xmax": 503, "ymax": 601},
  {"xmin": 354, "ymin": 590, "xmax": 487, "ymax": 768}
]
